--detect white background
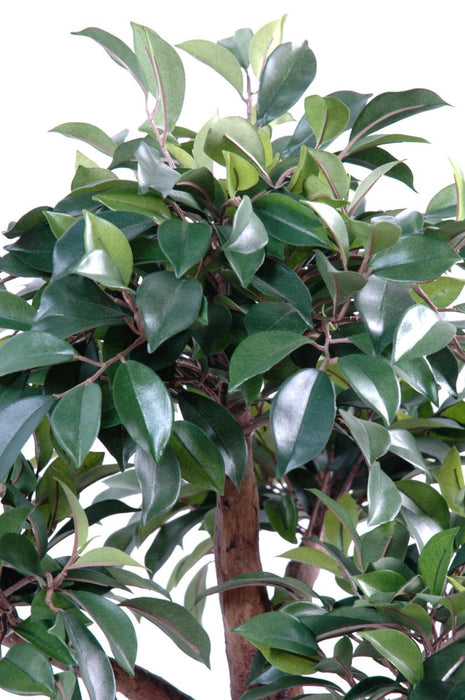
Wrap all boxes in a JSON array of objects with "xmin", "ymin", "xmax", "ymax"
[{"xmin": 1, "ymin": 1, "xmax": 465, "ymax": 698}]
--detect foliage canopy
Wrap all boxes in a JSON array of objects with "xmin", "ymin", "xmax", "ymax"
[{"xmin": 2, "ymin": 15, "xmax": 465, "ymax": 700}]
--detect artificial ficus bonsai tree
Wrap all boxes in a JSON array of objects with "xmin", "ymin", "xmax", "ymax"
[{"xmin": 2, "ymin": 15, "xmax": 465, "ymax": 700}]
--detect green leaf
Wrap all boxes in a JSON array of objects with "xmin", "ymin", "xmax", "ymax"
[
  {"xmin": 135, "ymin": 446, "xmax": 181, "ymax": 524},
  {"xmin": 350, "ymin": 88, "xmax": 447, "ymax": 142},
  {"xmin": 72, "ymin": 546, "xmax": 142, "ymax": 569},
  {"xmin": 235, "ymin": 610, "xmax": 319, "ymax": 656},
  {"xmin": 229, "ymin": 331, "xmax": 310, "ymax": 391},
  {"xmin": 123, "ymin": 597, "xmax": 210, "ymax": 666},
  {"xmin": 177, "ymin": 39, "xmax": 243, "ymax": 93},
  {"xmin": 361, "ymin": 521, "xmax": 410, "ymax": 571},
  {"xmin": 145, "ymin": 508, "xmax": 209, "ymax": 574},
  {"xmin": 339, "ymin": 355, "xmax": 400, "ymax": 424},
  {"xmin": 245, "ymin": 302, "xmax": 307, "ymax": 335},
  {"xmin": 0, "ymin": 533, "xmax": 42, "ymax": 579},
  {"xmin": 72, "ymin": 590, "xmax": 137, "ymax": 676},
  {"xmin": 370, "ymin": 235, "xmax": 460, "ymax": 282},
  {"xmin": 450, "ymin": 158, "xmax": 465, "ymax": 219},
  {"xmin": 355, "ymin": 276, "xmax": 414, "ymax": 352},
  {"xmin": 345, "ymin": 677, "xmax": 404, "ymax": 700},
  {"xmin": 389, "ymin": 428, "xmax": 428, "ymax": 472},
  {"xmin": 310, "ymin": 490, "xmax": 362, "ymax": 562},
  {"xmin": 0, "ymin": 291, "xmax": 36, "ymax": 331},
  {"xmin": 249, "ymin": 15, "xmax": 286, "ymax": 78},
  {"xmin": 419, "ymin": 528, "xmax": 458, "ymax": 595},
  {"xmin": 178, "ymin": 392, "xmax": 248, "ymax": 489},
  {"xmin": 136, "ymin": 142, "xmax": 180, "ymax": 197},
  {"xmin": 15, "ymin": 619, "xmax": 76, "ymax": 666},
  {"xmin": 63, "ymin": 612, "xmax": 115, "ymax": 700},
  {"xmin": 339, "ymin": 409, "xmax": 391, "ymax": 465},
  {"xmin": 394, "ymin": 357, "xmax": 439, "ymax": 403},
  {"xmin": 56, "ymin": 480, "xmax": 89, "ymax": 553},
  {"xmin": 281, "ymin": 544, "xmax": 346, "ymax": 577},
  {"xmin": 305, "ymin": 95, "xmax": 349, "ymax": 146},
  {"xmin": 0, "ymin": 331, "xmax": 76, "ymax": 377},
  {"xmin": 170, "ymin": 421, "xmax": 225, "ymax": 494},
  {"xmin": 131, "ymin": 23, "xmax": 185, "ymax": 130},
  {"xmin": 73, "ymin": 26, "xmax": 148, "ymax": 91},
  {"xmin": 136, "ymin": 271, "xmax": 203, "ymax": 353},
  {"xmin": 0, "ymin": 396, "xmax": 55, "ymax": 480},
  {"xmin": 113, "ymin": 360, "xmax": 173, "ymax": 463},
  {"xmin": 157, "ymin": 219, "xmax": 211, "ymax": 278},
  {"xmin": 0, "ymin": 644, "xmax": 55, "ymax": 697},
  {"xmin": 204, "ymin": 116, "xmax": 266, "ymax": 168},
  {"xmin": 359, "ymin": 629, "xmax": 423, "ymax": 685},
  {"xmin": 252, "ymin": 259, "xmax": 313, "ymax": 327},
  {"xmin": 72, "ymin": 249, "xmax": 128, "ymax": 289},
  {"xmin": 84, "ymin": 210, "xmax": 133, "ymax": 286},
  {"xmin": 392, "ymin": 305, "xmax": 456, "ymax": 362},
  {"xmin": 264, "ymin": 494, "xmax": 297, "ymax": 543},
  {"xmin": 225, "ymin": 196, "xmax": 268, "ymax": 255},
  {"xmin": 257, "ymin": 42, "xmax": 316, "ymax": 125},
  {"xmin": 348, "ymin": 160, "xmax": 400, "ymax": 216},
  {"xmin": 253, "ymin": 193, "xmax": 329, "ymax": 248},
  {"xmin": 218, "ymin": 28, "xmax": 252, "ymax": 69},
  {"xmin": 51, "ymin": 384, "xmax": 102, "ymax": 468},
  {"xmin": 271, "ymin": 368, "xmax": 335, "ymax": 476},
  {"xmin": 398, "ymin": 481, "xmax": 449, "ymax": 549},
  {"xmin": 33, "ymin": 275, "xmax": 127, "ymax": 338},
  {"xmin": 324, "ymin": 493, "xmax": 359, "ymax": 555},
  {"xmin": 50, "ymin": 122, "xmax": 116, "ymax": 156},
  {"xmin": 438, "ymin": 447, "xmax": 465, "ymax": 515},
  {"xmin": 367, "ymin": 462, "xmax": 402, "ymax": 527},
  {"xmin": 94, "ymin": 184, "xmax": 171, "ymax": 222}
]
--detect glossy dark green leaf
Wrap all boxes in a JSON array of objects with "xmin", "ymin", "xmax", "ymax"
[
  {"xmin": 0, "ymin": 291, "xmax": 36, "ymax": 331},
  {"xmin": 392, "ymin": 305, "xmax": 456, "ymax": 362},
  {"xmin": 123, "ymin": 597, "xmax": 210, "ymax": 666},
  {"xmin": 252, "ymin": 260, "xmax": 313, "ymax": 327},
  {"xmin": 72, "ymin": 249, "xmax": 128, "ymax": 289},
  {"xmin": 257, "ymin": 42, "xmax": 316, "ymax": 125},
  {"xmin": 225, "ymin": 196, "xmax": 268, "ymax": 255},
  {"xmin": 249, "ymin": 15, "xmax": 286, "ymax": 79},
  {"xmin": 350, "ymin": 88, "xmax": 446, "ymax": 142},
  {"xmin": 359, "ymin": 629, "xmax": 423, "ymax": 685},
  {"xmin": 0, "ymin": 533, "xmax": 42, "ymax": 578},
  {"xmin": 113, "ymin": 360, "xmax": 173, "ymax": 462},
  {"xmin": 0, "ymin": 644, "xmax": 55, "ymax": 697},
  {"xmin": 51, "ymin": 384, "xmax": 102, "ymax": 467},
  {"xmin": 339, "ymin": 355, "xmax": 400, "ymax": 424},
  {"xmin": 389, "ymin": 428, "xmax": 428, "ymax": 472},
  {"xmin": 411, "ymin": 680, "xmax": 465, "ymax": 700},
  {"xmin": 177, "ymin": 39, "xmax": 243, "ymax": 93},
  {"xmin": 145, "ymin": 507, "xmax": 209, "ymax": 574},
  {"xmin": 73, "ymin": 26, "xmax": 148, "ymax": 91},
  {"xmin": 345, "ymin": 676, "xmax": 404, "ymax": 700},
  {"xmin": 135, "ymin": 446, "xmax": 181, "ymax": 523},
  {"xmin": 229, "ymin": 331, "xmax": 310, "ymax": 391},
  {"xmin": 419, "ymin": 528, "xmax": 458, "ymax": 595},
  {"xmin": 0, "ymin": 396, "xmax": 55, "ymax": 480},
  {"xmin": 157, "ymin": 219, "xmax": 211, "ymax": 277},
  {"xmin": 370, "ymin": 235, "xmax": 460, "ymax": 282},
  {"xmin": 271, "ymin": 369, "xmax": 335, "ymax": 476},
  {"xmin": 170, "ymin": 421, "xmax": 225, "ymax": 494},
  {"xmin": 179, "ymin": 391, "xmax": 247, "ymax": 489},
  {"xmin": 235, "ymin": 610, "xmax": 319, "ymax": 656},
  {"xmin": 253, "ymin": 193, "xmax": 329, "ymax": 248},
  {"xmin": 0, "ymin": 331, "xmax": 76, "ymax": 377},
  {"xmin": 361, "ymin": 521, "xmax": 410, "ymax": 571},
  {"xmin": 132, "ymin": 23, "xmax": 185, "ymax": 129},
  {"xmin": 245, "ymin": 302, "xmax": 306, "ymax": 335},
  {"xmin": 33, "ymin": 275, "xmax": 128, "ymax": 338},
  {"xmin": 191, "ymin": 303, "xmax": 232, "ymax": 357},
  {"xmin": 72, "ymin": 590, "xmax": 137, "ymax": 675},
  {"xmin": 15, "ymin": 619, "xmax": 76, "ymax": 665},
  {"xmin": 264, "ymin": 494, "xmax": 297, "ymax": 543},
  {"xmin": 136, "ymin": 142, "xmax": 180, "ymax": 197},
  {"xmin": 136, "ymin": 271, "xmax": 203, "ymax": 353},
  {"xmin": 394, "ymin": 356, "xmax": 439, "ymax": 404},
  {"xmin": 340, "ymin": 409, "xmax": 390, "ymax": 465},
  {"xmin": 50, "ymin": 121, "xmax": 116, "ymax": 156},
  {"xmin": 367, "ymin": 462, "xmax": 402, "ymax": 527},
  {"xmin": 398, "ymin": 481, "xmax": 450, "ymax": 548},
  {"xmin": 63, "ymin": 612, "xmax": 115, "ymax": 700}
]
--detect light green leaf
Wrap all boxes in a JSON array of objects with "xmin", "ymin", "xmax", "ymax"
[
  {"xmin": 271, "ymin": 369, "xmax": 335, "ymax": 476},
  {"xmin": 136, "ymin": 142, "xmax": 180, "ymax": 197},
  {"xmin": 235, "ymin": 610, "xmax": 319, "ymax": 657},
  {"xmin": 204, "ymin": 116, "xmax": 266, "ymax": 168},
  {"xmin": 0, "ymin": 331, "xmax": 76, "ymax": 377},
  {"xmin": 348, "ymin": 160, "xmax": 400, "ymax": 216},
  {"xmin": 310, "ymin": 489, "xmax": 362, "ymax": 563},
  {"xmin": 113, "ymin": 360, "xmax": 173, "ymax": 463},
  {"xmin": 157, "ymin": 219, "xmax": 211, "ymax": 278},
  {"xmin": 359, "ymin": 629, "xmax": 423, "ymax": 685},
  {"xmin": 177, "ymin": 39, "xmax": 243, "ymax": 93},
  {"xmin": 131, "ymin": 23, "xmax": 185, "ymax": 129},
  {"xmin": 84, "ymin": 210, "xmax": 133, "ymax": 286},
  {"xmin": 307, "ymin": 201, "xmax": 349, "ymax": 264},
  {"xmin": 224, "ymin": 196, "xmax": 268, "ymax": 254},
  {"xmin": 253, "ymin": 193, "xmax": 329, "ymax": 248},
  {"xmin": 339, "ymin": 355, "xmax": 400, "ymax": 424},
  {"xmin": 229, "ymin": 331, "xmax": 310, "ymax": 391},
  {"xmin": 438, "ymin": 447, "xmax": 465, "ymax": 515},
  {"xmin": 0, "ymin": 291, "xmax": 36, "ymax": 331},
  {"xmin": 51, "ymin": 384, "xmax": 102, "ymax": 468},
  {"xmin": 71, "ymin": 546, "xmax": 142, "ymax": 569},
  {"xmin": 94, "ymin": 185, "xmax": 171, "ymax": 222},
  {"xmin": 50, "ymin": 122, "xmax": 116, "ymax": 156},
  {"xmin": 136, "ymin": 271, "xmax": 203, "ymax": 353},
  {"xmin": 367, "ymin": 462, "xmax": 402, "ymax": 527},
  {"xmin": 72, "ymin": 249, "xmax": 128, "ymax": 289},
  {"xmin": 55, "ymin": 480, "xmax": 89, "ymax": 553},
  {"xmin": 392, "ymin": 305, "xmax": 456, "ymax": 362},
  {"xmin": 249, "ymin": 15, "xmax": 286, "ymax": 78},
  {"xmin": 305, "ymin": 95, "xmax": 349, "ymax": 146},
  {"xmin": 339, "ymin": 409, "xmax": 391, "ymax": 465},
  {"xmin": 0, "ymin": 644, "xmax": 55, "ymax": 697},
  {"xmin": 450, "ymin": 158, "xmax": 465, "ymax": 220},
  {"xmin": 135, "ymin": 446, "xmax": 181, "ymax": 524},
  {"xmin": 418, "ymin": 528, "xmax": 458, "ymax": 595}
]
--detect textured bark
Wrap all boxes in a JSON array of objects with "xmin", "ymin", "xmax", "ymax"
[{"xmin": 112, "ymin": 660, "xmax": 195, "ymax": 700}]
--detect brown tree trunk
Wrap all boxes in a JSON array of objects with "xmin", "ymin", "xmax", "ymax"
[
  {"xmin": 112, "ymin": 660, "xmax": 195, "ymax": 700},
  {"xmin": 214, "ymin": 435, "xmax": 303, "ymax": 700}
]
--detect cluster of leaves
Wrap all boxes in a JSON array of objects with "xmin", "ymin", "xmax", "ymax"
[{"xmin": 2, "ymin": 15, "xmax": 465, "ymax": 699}]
